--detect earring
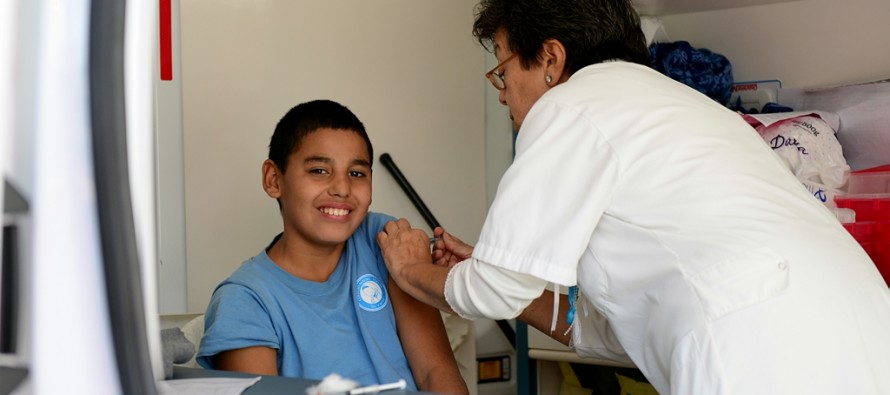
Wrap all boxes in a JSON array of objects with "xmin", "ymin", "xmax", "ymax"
[{"xmin": 545, "ymin": 75, "xmax": 553, "ymax": 84}]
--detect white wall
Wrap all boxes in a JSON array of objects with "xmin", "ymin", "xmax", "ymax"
[
  {"xmin": 156, "ymin": 0, "xmax": 188, "ymax": 314},
  {"xmin": 176, "ymin": 0, "xmax": 488, "ymax": 313},
  {"xmin": 658, "ymin": 0, "xmax": 890, "ymax": 89}
]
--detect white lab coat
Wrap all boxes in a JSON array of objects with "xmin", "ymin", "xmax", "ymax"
[{"xmin": 454, "ymin": 62, "xmax": 890, "ymax": 394}]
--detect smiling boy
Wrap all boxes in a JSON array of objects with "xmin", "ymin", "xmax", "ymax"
[{"xmin": 197, "ymin": 100, "xmax": 467, "ymax": 394}]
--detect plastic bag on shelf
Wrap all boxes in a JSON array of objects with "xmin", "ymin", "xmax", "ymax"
[{"xmin": 743, "ymin": 111, "xmax": 850, "ymax": 206}]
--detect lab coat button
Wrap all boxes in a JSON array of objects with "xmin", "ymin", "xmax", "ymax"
[{"xmin": 778, "ymin": 262, "xmax": 787, "ymax": 270}]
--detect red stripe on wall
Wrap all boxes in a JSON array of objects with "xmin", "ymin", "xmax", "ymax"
[{"xmin": 159, "ymin": 0, "xmax": 173, "ymax": 80}]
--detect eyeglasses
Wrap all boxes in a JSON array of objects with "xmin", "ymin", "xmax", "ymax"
[{"xmin": 484, "ymin": 53, "xmax": 518, "ymax": 91}]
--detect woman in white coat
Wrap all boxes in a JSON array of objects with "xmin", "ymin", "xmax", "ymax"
[{"xmin": 377, "ymin": 0, "xmax": 890, "ymax": 393}]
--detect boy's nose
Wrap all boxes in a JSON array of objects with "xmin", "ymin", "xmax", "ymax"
[{"xmin": 328, "ymin": 173, "xmax": 350, "ymax": 197}]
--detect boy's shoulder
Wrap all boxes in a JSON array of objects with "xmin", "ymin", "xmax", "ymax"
[
  {"xmin": 223, "ymin": 249, "xmax": 274, "ymax": 287},
  {"xmin": 358, "ymin": 211, "xmax": 396, "ymax": 233},
  {"xmin": 349, "ymin": 212, "xmax": 396, "ymax": 248}
]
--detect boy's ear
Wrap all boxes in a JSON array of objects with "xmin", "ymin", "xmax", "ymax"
[{"xmin": 262, "ymin": 159, "xmax": 282, "ymax": 198}]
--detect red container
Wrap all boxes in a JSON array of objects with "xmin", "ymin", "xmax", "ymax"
[
  {"xmin": 842, "ymin": 220, "xmax": 890, "ymax": 242},
  {"xmin": 859, "ymin": 241, "xmax": 890, "ymax": 286},
  {"xmin": 835, "ymin": 197, "xmax": 890, "ymax": 221},
  {"xmin": 853, "ymin": 164, "xmax": 890, "ymax": 174},
  {"xmin": 837, "ymin": 166, "xmax": 890, "ymax": 285},
  {"xmin": 835, "ymin": 167, "xmax": 890, "ymax": 221}
]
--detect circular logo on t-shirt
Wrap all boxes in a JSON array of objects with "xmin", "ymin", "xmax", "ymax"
[{"xmin": 356, "ymin": 274, "xmax": 387, "ymax": 312}]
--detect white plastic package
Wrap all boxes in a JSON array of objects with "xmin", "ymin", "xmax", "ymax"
[
  {"xmin": 743, "ymin": 111, "xmax": 850, "ymax": 207},
  {"xmin": 305, "ymin": 374, "xmax": 359, "ymax": 395},
  {"xmin": 305, "ymin": 374, "xmax": 407, "ymax": 395}
]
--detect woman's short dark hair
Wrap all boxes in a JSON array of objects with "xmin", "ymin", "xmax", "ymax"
[
  {"xmin": 268, "ymin": 99, "xmax": 373, "ymax": 173},
  {"xmin": 473, "ymin": 0, "xmax": 651, "ymax": 73}
]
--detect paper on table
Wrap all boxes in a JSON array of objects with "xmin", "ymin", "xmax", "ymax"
[{"xmin": 157, "ymin": 376, "xmax": 261, "ymax": 395}]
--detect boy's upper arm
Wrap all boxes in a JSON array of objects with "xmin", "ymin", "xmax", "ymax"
[
  {"xmin": 199, "ymin": 283, "xmax": 279, "ymax": 368},
  {"xmin": 388, "ymin": 277, "xmax": 468, "ymax": 394},
  {"xmin": 212, "ymin": 346, "xmax": 279, "ymax": 376}
]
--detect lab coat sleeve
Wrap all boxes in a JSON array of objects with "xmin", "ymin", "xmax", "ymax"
[
  {"xmin": 473, "ymin": 98, "xmax": 622, "ymax": 286},
  {"xmin": 444, "ymin": 257, "xmax": 548, "ymax": 320}
]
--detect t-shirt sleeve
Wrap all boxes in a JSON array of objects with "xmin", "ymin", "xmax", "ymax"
[
  {"xmin": 473, "ymin": 98, "xmax": 621, "ymax": 286},
  {"xmin": 364, "ymin": 212, "xmax": 397, "ymax": 280},
  {"xmin": 196, "ymin": 283, "xmax": 279, "ymax": 369}
]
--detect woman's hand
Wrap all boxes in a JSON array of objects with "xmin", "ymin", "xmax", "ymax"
[
  {"xmin": 377, "ymin": 218, "xmax": 435, "ymax": 280},
  {"xmin": 377, "ymin": 218, "xmax": 454, "ymax": 314},
  {"xmin": 430, "ymin": 227, "xmax": 474, "ymax": 268}
]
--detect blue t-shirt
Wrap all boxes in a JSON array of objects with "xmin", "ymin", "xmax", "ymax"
[{"xmin": 197, "ymin": 212, "xmax": 416, "ymax": 388}]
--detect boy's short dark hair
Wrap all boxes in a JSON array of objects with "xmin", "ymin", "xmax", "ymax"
[{"xmin": 269, "ymin": 100, "xmax": 373, "ymax": 172}]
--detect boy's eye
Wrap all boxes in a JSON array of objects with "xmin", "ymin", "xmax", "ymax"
[
  {"xmin": 349, "ymin": 170, "xmax": 367, "ymax": 178},
  {"xmin": 309, "ymin": 168, "xmax": 329, "ymax": 174}
]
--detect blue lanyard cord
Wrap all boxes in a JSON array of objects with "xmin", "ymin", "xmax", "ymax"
[{"xmin": 567, "ymin": 286, "xmax": 579, "ymax": 326}]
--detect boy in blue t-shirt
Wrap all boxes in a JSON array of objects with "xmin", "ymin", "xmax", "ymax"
[{"xmin": 197, "ymin": 100, "xmax": 467, "ymax": 394}]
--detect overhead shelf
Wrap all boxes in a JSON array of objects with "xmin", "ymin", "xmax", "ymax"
[{"xmin": 633, "ymin": 0, "xmax": 798, "ymax": 16}]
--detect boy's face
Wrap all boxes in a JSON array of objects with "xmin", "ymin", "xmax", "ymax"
[{"xmin": 265, "ymin": 128, "xmax": 372, "ymax": 247}]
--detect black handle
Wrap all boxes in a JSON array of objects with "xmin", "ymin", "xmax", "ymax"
[{"xmin": 379, "ymin": 153, "xmax": 441, "ymax": 230}]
